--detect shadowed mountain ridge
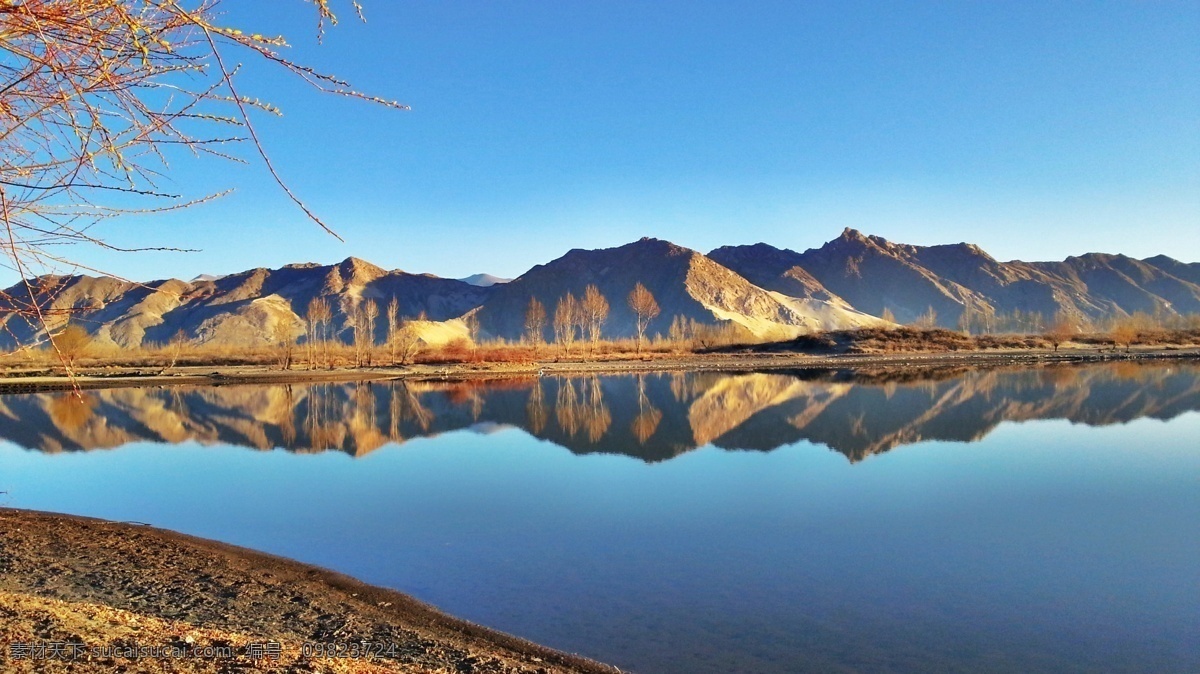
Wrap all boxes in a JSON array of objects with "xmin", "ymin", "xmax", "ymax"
[
  {"xmin": 713, "ymin": 229, "xmax": 1200, "ymax": 328},
  {"xmin": 471, "ymin": 237, "xmax": 886, "ymax": 342}
]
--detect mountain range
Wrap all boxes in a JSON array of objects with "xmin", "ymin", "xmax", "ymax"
[{"xmin": 2, "ymin": 229, "xmax": 1197, "ymax": 350}]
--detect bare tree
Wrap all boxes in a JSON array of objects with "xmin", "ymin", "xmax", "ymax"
[
  {"xmin": 668, "ymin": 314, "xmax": 692, "ymax": 349},
  {"xmin": 386, "ymin": 297, "xmax": 400, "ymax": 366},
  {"xmin": 350, "ymin": 304, "xmax": 363, "ymax": 367},
  {"xmin": 460, "ymin": 311, "xmax": 482, "ymax": 361},
  {"xmin": 1111, "ymin": 320, "xmax": 1138, "ymax": 353},
  {"xmin": 0, "ymin": 1, "xmax": 403, "ymax": 358},
  {"xmin": 958, "ymin": 297, "xmax": 976, "ymax": 334},
  {"xmin": 462, "ymin": 310, "xmax": 481, "ymax": 341},
  {"xmin": 1027, "ymin": 311, "xmax": 1045, "ymax": 334},
  {"xmin": 956, "ymin": 297, "xmax": 995, "ymax": 334},
  {"xmin": 912, "ymin": 305, "xmax": 938, "ymax": 330},
  {"xmin": 881, "ymin": 307, "xmax": 897, "ymax": 325},
  {"xmin": 554, "ymin": 293, "xmax": 580, "ymax": 356},
  {"xmin": 391, "ymin": 322, "xmax": 422, "ymax": 365},
  {"xmin": 581, "ymin": 284, "xmax": 610, "ymax": 353},
  {"xmin": 351, "ymin": 300, "xmax": 379, "ymax": 368},
  {"xmin": 306, "ymin": 297, "xmax": 332, "ymax": 370},
  {"xmin": 525, "ymin": 297, "xmax": 547, "ymax": 350},
  {"xmin": 627, "ymin": 282, "xmax": 660, "ymax": 354},
  {"xmin": 1046, "ymin": 312, "xmax": 1075, "ymax": 352},
  {"xmin": 304, "ymin": 303, "xmax": 316, "ymax": 369},
  {"xmin": 165, "ymin": 330, "xmax": 188, "ymax": 370},
  {"xmin": 979, "ymin": 303, "xmax": 996, "ymax": 334},
  {"xmin": 363, "ymin": 299, "xmax": 379, "ymax": 367},
  {"xmin": 572, "ymin": 298, "xmax": 589, "ymax": 355},
  {"xmin": 273, "ymin": 319, "xmax": 298, "ymax": 370}
]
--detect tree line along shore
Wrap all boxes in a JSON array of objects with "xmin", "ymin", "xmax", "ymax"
[
  {"xmin": 0, "ymin": 328, "xmax": 1197, "ymax": 397},
  {"xmin": 5, "ymin": 305, "xmax": 1199, "ymax": 377}
]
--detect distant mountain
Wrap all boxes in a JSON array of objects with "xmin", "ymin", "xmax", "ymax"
[
  {"xmin": 714, "ymin": 229, "xmax": 1200, "ymax": 327},
  {"xmin": 1142, "ymin": 255, "xmax": 1200, "ymax": 286},
  {"xmin": 716, "ymin": 231, "xmax": 987, "ymax": 326},
  {"xmin": 458, "ymin": 273, "xmax": 512, "ymax": 287},
  {"xmin": 1019, "ymin": 254, "xmax": 1200, "ymax": 317},
  {"xmin": 472, "ymin": 237, "xmax": 886, "ymax": 342},
  {"xmin": 708, "ymin": 243, "xmax": 842, "ymax": 302},
  {"xmin": 0, "ymin": 258, "xmax": 490, "ymax": 349},
  {"xmin": 2, "ymin": 231, "xmax": 1197, "ymax": 348}
]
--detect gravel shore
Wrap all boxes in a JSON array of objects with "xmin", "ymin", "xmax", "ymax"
[
  {"xmin": 0, "ymin": 509, "xmax": 621, "ymax": 673},
  {"xmin": 2, "ymin": 346, "xmax": 1197, "ymax": 394}
]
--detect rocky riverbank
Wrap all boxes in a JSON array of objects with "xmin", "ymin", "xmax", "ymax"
[{"xmin": 0, "ymin": 509, "xmax": 620, "ymax": 673}]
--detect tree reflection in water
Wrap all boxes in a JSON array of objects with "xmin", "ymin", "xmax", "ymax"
[{"xmin": 3, "ymin": 363, "xmax": 1198, "ymax": 463}]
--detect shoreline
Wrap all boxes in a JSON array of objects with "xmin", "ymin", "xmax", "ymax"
[
  {"xmin": 0, "ymin": 508, "xmax": 621, "ymax": 673},
  {"xmin": 1, "ymin": 346, "xmax": 1198, "ymax": 394}
]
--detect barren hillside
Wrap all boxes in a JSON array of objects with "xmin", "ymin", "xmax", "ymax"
[{"xmin": 0, "ymin": 258, "xmax": 491, "ymax": 349}]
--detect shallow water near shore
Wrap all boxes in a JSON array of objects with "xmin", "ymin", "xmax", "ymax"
[{"xmin": 1, "ymin": 363, "xmax": 1198, "ymax": 673}]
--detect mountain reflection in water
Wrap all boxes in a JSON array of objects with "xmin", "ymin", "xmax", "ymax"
[{"xmin": 2, "ymin": 362, "xmax": 1198, "ymax": 462}]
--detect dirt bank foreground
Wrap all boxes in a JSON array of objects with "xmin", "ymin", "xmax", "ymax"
[{"xmin": 0, "ymin": 509, "xmax": 621, "ymax": 673}]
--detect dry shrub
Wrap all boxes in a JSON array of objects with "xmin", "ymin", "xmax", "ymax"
[
  {"xmin": 842, "ymin": 327, "xmax": 972, "ymax": 353},
  {"xmin": 737, "ymin": 327, "xmax": 1056, "ymax": 355},
  {"xmin": 474, "ymin": 344, "xmax": 539, "ymax": 363},
  {"xmin": 418, "ymin": 338, "xmax": 472, "ymax": 364},
  {"xmin": 975, "ymin": 334, "xmax": 1049, "ymax": 350}
]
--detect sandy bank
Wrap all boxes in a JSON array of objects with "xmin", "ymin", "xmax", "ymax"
[{"xmin": 0, "ymin": 509, "xmax": 621, "ymax": 673}]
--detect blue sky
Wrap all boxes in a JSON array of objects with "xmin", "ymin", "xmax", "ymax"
[{"xmin": 64, "ymin": 0, "xmax": 1200, "ymax": 282}]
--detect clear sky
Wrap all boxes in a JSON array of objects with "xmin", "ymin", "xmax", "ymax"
[{"xmin": 54, "ymin": 0, "xmax": 1200, "ymax": 283}]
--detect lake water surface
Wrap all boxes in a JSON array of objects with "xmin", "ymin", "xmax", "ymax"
[{"xmin": 1, "ymin": 363, "xmax": 1197, "ymax": 673}]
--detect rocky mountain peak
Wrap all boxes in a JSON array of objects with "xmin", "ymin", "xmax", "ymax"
[
  {"xmin": 336, "ymin": 257, "xmax": 386, "ymax": 283},
  {"xmin": 921, "ymin": 241, "xmax": 998, "ymax": 265},
  {"xmin": 627, "ymin": 236, "xmax": 690, "ymax": 257},
  {"xmin": 823, "ymin": 227, "xmax": 886, "ymax": 253},
  {"xmin": 708, "ymin": 242, "xmax": 795, "ymax": 265}
]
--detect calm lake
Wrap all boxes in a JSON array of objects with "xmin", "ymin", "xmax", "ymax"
[{"xmin": 1, "ymin": 363, "xmax": 1197, "ymax": 673}]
